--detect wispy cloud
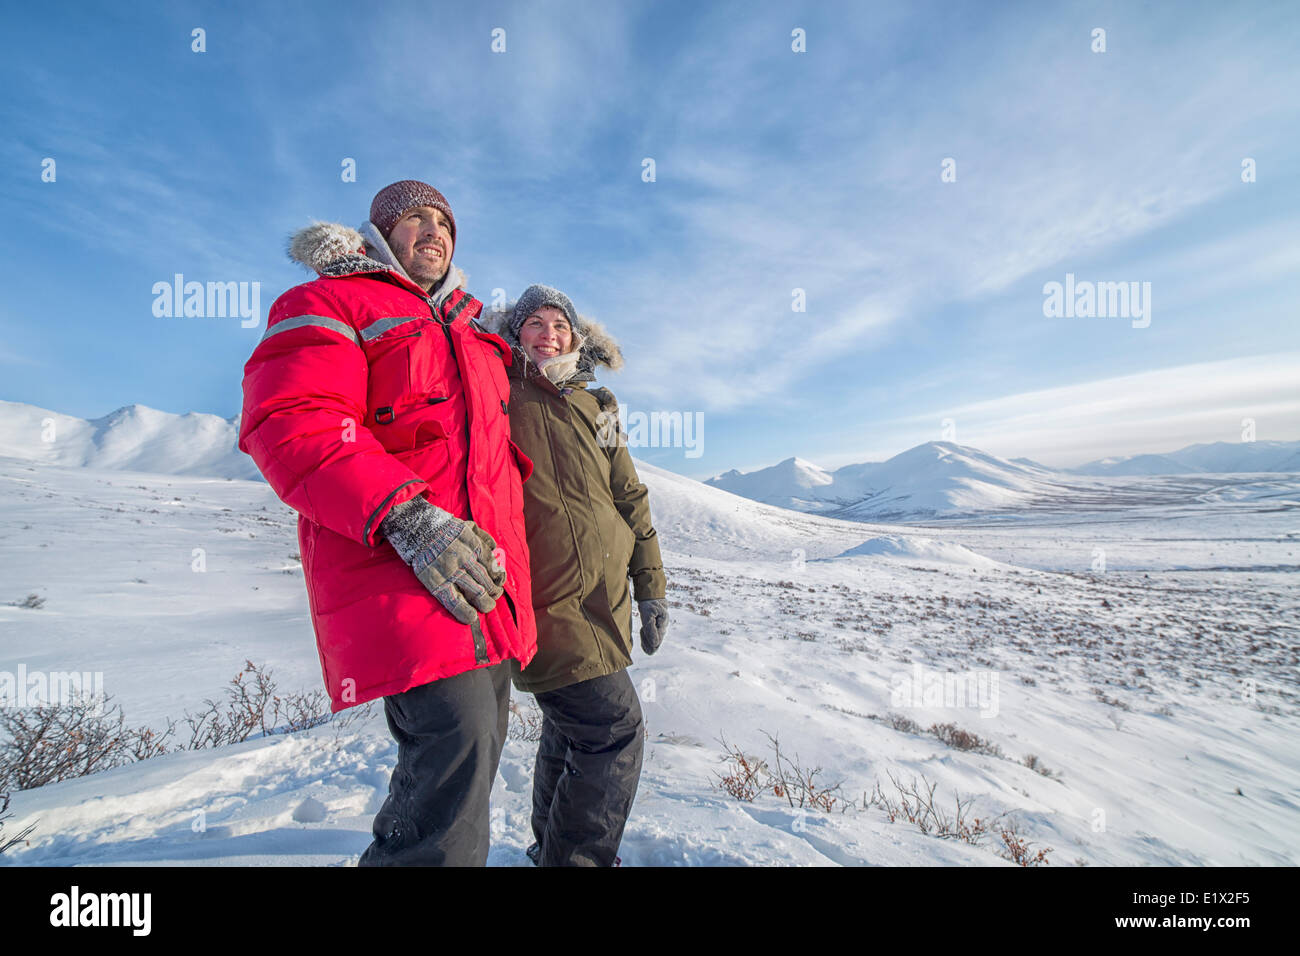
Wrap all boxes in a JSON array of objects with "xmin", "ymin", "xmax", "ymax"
[
  {"xmin": 573, "ymin": 1, "xmax": 1300, "ymax": 420},
  {"xmin": 845, "ymin": 352, "xmax": 1300, "ymax": 468},
  {"xmin": 3, "ymin": 0, "xmax": 1297, "ymax": 477},
  {"xmin": 0, "ymin": 344, "xmax": 40, "ymax": 367}
]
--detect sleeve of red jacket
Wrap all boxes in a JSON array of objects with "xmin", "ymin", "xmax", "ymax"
[{"xmin": 238, "ymin": 281, "xmax": 428, "ymax": 547}]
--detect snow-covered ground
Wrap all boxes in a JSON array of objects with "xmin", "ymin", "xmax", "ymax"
[{"xmin": 1, "ymin": 453, "xmax": 1297, "ymax": 866}]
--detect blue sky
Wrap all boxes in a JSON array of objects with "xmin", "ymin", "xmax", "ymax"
[{"xmin": 2, "ymin": 0, "xmax": 1297, "ymax": 480}]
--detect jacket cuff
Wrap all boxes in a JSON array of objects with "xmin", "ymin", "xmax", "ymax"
[
  {"xmin": 631, "ymin": 572, "xmax": 666, "ymax": 603},
  {"xmin": 363, "ymin": 479, "xmax": 426, "ymax": 547},
  {"xmin": 379, "ymin": 493, "xmax": 456, "ymax": 565}
]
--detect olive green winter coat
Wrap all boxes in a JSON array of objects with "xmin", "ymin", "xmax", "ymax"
[{"xmin": 495, "ymin": 319, "xmax": 666, "ymax": 694}]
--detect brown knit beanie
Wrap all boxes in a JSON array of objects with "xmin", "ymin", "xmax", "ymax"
[{"xmin": 369, "ymin": 180, "xmax": 457, "ymax": 244}]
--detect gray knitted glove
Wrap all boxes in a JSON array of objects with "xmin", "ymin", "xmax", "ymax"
[
  {"xmin": 637, "ymin": 598, "xmax": 669, "ymax": 655},
  {"xmin": 380, "ymin": 495, "xmax": 505, "ymax": 624}
]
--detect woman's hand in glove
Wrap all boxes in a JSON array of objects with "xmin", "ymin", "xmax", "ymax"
[{"xmin": 637, "ymin": 598, "xmax": 670, "ymax": 655}]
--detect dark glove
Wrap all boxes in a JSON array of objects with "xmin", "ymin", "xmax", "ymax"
[
  {"xmin": 637, "ymin": 598, "xmax": 669, "ymax": 655},
  {"xmin": 380, "ymin": 495, "xmax": 505, "ymax": 624}
]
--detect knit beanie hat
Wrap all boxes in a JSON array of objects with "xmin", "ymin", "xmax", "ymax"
[
  {"xmin": 369, "ymin": 180, "xmax": 457, "ymax": 244},
  {"xmin": 510, "ymin": 284, "xmax": 579, "ymax": 342}
]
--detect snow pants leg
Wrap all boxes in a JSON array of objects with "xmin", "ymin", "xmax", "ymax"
[
  {"xmin": 358, "ymin": 661, "xmax": 510, "ymax": 867},
  {"xmin": 530, "ymin": 668, "xmax": 644, "ymax": 867}
]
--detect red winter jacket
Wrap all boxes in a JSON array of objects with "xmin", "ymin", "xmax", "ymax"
[{"xmin": 239, "ymin": 222, "xmax": 537, "ymax": 711}]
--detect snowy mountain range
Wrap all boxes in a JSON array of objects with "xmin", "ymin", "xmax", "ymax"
[
  {"xmin": 1066, "ymin": 440, "xmax": 1300, "ymax": 476},
  {"xmin": 2, "ymin": 399, "xmax": 1297, "ymax": 521},
  {"xmin": 707, "ymin": 442, "xmax": 1073, "ymax": 519},
  {"xmin": 708, "ymin": 439, "xmax": 1300, "ymax": 519}
]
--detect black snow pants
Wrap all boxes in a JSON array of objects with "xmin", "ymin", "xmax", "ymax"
[
  {"xmin": 530, "ymin": 667, "xmax": 644, "ymax": 867},
  {"xmin": 358, "ymin": 661, "xmax": 510, "ymax": 866}
]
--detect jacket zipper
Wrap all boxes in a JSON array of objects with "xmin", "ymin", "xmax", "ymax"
[
  {"xmin": 429, "ymin": 294, "xmax": 491, "ymax": 667},
  {"xmin": 538, "ymin": 384, "xmax": 605, "ymax": 663}
]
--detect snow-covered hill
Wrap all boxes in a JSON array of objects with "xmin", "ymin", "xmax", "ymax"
[
  {"xmin": 828, "ymin": 442, "xmax": 1066, "ymax": 519},
  {"xmin": 707, "ymin": 441, "xmax": 1073, "ymax": 519},
  {"xmin": 704, "ymin": 457, "xmax": 836, "ymax": 513},
  {"xmin": 1069, "ymin": 439, "xmax": 1300, "ymax": 476},
  {"xmin": 0, "ymin": 400, "xmax": 257, "ymax": 479},
  {"xmin": 1, "ymin": 446, "xmax": 1297, "ymax": 867},
  {"xmin": 0, "ymin": 400, "xmax": 1297, "ymax": 866}
]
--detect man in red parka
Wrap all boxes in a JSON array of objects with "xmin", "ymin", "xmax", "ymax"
[{"xmin": 239, "ymin": 180, "xmax": 537, "ymax": 866}]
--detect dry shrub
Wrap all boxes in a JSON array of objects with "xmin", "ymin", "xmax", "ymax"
[
  {"xmin": 763, "ymin": 731, "xmax": 845, "ymax": 812},
  {"xmin": 0, "ymin": 692, "xmax": 169, "ymax": 791},
  {"xmin": 1022, "ymin": 753, "xmax": 1061, "ymax": 779},
  {"xmin": 0, "ymin": 791, "xmax": 37, "ymax": 854},
  {"xmin": 997, "ymin": 817, "xmax": 1054, "ymax": 866},
  {"xmin": 865, "ymin": 771, "xmax": 1052, "ymax": 864},
  {"xmin": 713, "ymin": 732, "xmax": 845, "ymax": 811},
  {"xmin": 710, "ymin": 730, "xmax": 1054, "ymax": 866},
  {"xmin": 183, "ymin": 660, "xmax": 331, "ymax": 747},
  {"xmin": 928, "ymin": 721, "xmax": 1004, "ymax": 757},
  {"xmin": 883, "ymin": 712, "xmax": 922, "ymax": 734},
  {"xmin": 508, "ymin": 700, "xmax": 545, "ymax": 742},
  {"xmin": 713, "ymin": 733, "xmax": 768, "ymax": 802},
  {"xmin": 865, "ymin": 770, "xmax": 988, "ymax": 844},
  {"xmin": 0, "ymin": 661, "xmax": 349, "ymax": 793}
]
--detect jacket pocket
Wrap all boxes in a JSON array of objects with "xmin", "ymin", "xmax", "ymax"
[
  {"xmin": 392, "ymin": 437, "xmax": 451, "ymax": 488},
  {"xmin": 507, "ymin": 438, "xmax": 534, "ymax": 483},
  {"xmin": 603, "ymin": 519, "xmax": 636, "ymax": 626},
  {"xmin": 364, "ymin": 327, "xmax": 425, "ymax": 402},
  {"xmin": 372, "ymin": 392, "xmax": 451, "ymax": 452},
  {"xmin": 613, "ymin": 519, "xmax": 636, "ymax": 577}
]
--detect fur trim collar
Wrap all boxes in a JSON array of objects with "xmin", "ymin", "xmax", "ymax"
[
  {"xmin": 481, "ymin": 301, "xmax": 624, "ymax": 383},
  {"xmin": 286, "ymin": 219, "xmax": 467, "ymax": 306}
]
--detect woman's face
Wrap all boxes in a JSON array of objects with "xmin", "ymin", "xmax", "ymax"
[{"xmin": 519, "ymin": 305, "xmax": 573, "ymax": 363}]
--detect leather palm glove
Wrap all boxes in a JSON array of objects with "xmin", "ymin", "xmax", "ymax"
[
  {"xmin": 637, "ymin": 598, "xmax": 670, "ymax": 655},
  {"xmin": 380, "ymin": 495, "xmax": 505, "ymax": 624}
]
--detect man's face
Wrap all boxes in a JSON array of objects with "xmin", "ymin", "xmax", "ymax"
[{"xmin": 387, "ymin": 205, "xmax": 453, "ymax": 291}]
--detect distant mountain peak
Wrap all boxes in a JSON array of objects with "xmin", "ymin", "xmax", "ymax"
[
  {"xmin": 0, "ymin": 399, "xmax": 258, "ymax": 479},
  {"xmin": 705, "ymin": 437, "xmax": 1095, "ymax": 519},
  {"xmin": 1070, "ymin": 438, "xmax": 1300, "ymax": 476}
]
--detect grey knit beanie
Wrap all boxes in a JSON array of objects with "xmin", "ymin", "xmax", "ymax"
[{"xmin": 510, "ymin": 284, "xmax": 579, "ymax": 341}]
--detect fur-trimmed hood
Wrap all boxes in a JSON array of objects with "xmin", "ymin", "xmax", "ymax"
[
  {"xmin": 480, "ymin": 300, "xmax": 623, "ymax": 384},
  {"xmin": 286, "ymin": 220, "xmax": 469, "ymax": 308},
  {"xmin": 284, "ymin": 220, "xmax": 624, "ymax": 384}
]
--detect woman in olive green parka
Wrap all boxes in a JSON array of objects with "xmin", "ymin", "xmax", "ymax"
[{"xmin": 486, "ymin": 284, "xmax": 668, "ymax": 867}]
